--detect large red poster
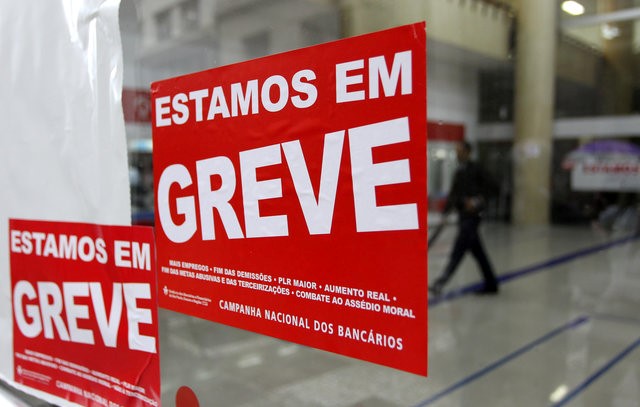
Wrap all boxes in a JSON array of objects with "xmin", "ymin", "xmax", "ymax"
[
  {"xmin": 152, "ymin": 23, "xmax": 427, "ymax": 375},
  {"xmin": 9, "ymin": 219, "xmax": 160, "ymax": 406}
]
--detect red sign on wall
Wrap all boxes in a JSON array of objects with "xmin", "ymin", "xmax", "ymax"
[
  {"xmin": 152, "ymin": 23, "xmax": 428, "ymax": 375},
  {"xmin": 9, "ymin": 219, "xmax": 160, "ymax": 406},
  {"xmin": 122, "ymin": 88, "xmax": 152, "ymax": 123}
]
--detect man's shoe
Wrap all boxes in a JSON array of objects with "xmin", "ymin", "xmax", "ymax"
[
  {"xmin": 475, "ymin": 285, "xmax": 499, "ymax": 295},
  {"xmin": 429, "ymin": 282, "xmax": 444, "ymax": 297}
]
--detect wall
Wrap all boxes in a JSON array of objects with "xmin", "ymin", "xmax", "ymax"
[{"xmin": 428, "ymin": 51, "xmax": 479, "ymax": 142}]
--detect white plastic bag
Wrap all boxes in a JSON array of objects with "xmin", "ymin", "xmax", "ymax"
[{"xmin": 0, "ymin": 1, "xmax": 129, "ymax": 405}]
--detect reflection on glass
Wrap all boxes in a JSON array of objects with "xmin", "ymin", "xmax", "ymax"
[{"xmin": 116, "ymin": 1, "xmax": 640, "ymax": 405}]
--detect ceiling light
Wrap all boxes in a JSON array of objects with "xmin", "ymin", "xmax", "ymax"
[
  {"xmin": 549, "ymin": 385, "xmax": 569, "ymax": 403},
  {"xmin": 601, "ymin": 23, "xmax": 620, "ymax": 39},
  {"xmin": 562, "ymin": 1, "xmax": 585, "ymax": 16}
]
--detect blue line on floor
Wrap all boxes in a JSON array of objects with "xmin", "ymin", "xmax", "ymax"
[
  {"xmin": 429, "ymin": 232, "xmax": 640, "ymax": 307},
  {"xmin": 414, "ymin": 316, "xmax": 589, "ymax": 407},
  {"xmin": 590, "ymin": 313, "xmax": 640, "ymax": 327},
  {"xmin": 550, "ymin": 336, "xmax": 640, "ymax": 407}
]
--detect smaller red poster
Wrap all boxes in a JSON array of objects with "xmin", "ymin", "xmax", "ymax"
[{"xmin": 9, "ymin": 219, "xmax": 160, "ymax": 407}]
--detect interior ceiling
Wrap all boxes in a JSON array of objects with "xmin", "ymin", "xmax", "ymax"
[
  {"xmin": 559, "ymin": 0, "xmax": 640, "ymax": 19},
  {"xmin": 122, "ymin": 0, "xmax": 638, "ymax": 62},
  {"xmin": 559, "ymin": 0, "xmax": 640, "ymax": 52},
  {"xmin": 589, "ymin": 0, "xmax": 640, "ymax": 13}
]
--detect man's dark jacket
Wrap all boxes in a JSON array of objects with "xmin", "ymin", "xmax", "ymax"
[{"xmin": 443, "ymin": 161, "xmax": 495, "ymax": 218}]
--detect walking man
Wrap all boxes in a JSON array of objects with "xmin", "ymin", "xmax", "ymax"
[{"xmin": 429, "ymin": 141, "xmax": 499, "ymax": 296}]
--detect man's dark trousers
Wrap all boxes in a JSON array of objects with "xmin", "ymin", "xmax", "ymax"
[{"xmin": 437, "ymin": 216, "xmax": 497, "ymax": 289}]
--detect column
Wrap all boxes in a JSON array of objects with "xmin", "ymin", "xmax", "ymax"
[{"xmin": 512, "ymin": 0, "xmax": 558, "ymax": 225}]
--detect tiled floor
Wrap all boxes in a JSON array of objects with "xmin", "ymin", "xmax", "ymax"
[{"xmin": 156, "ymin": 221, "xmax": 640, "ymax": 406}]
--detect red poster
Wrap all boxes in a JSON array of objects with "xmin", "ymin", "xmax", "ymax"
[
  {"xmin": 123, "ymin": 88, "xmax": 152, "ymax": 123},
  {"xmin": 9, "ymin": 219, "xmax": 160, "ymax": 407},
  {"xmin": 152, "ymin": 23, "xmax": 427, "ymax": 375}
]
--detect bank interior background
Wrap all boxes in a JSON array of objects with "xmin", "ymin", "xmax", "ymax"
[{"xmin": 4, "ymin": 0, "xmax": 640, "ymax": 406}]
